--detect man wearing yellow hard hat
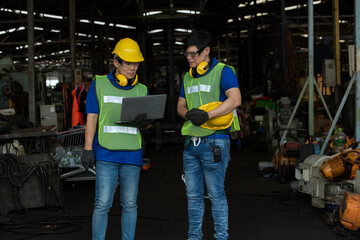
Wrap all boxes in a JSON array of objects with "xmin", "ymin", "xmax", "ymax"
[
  {"xmin": 177, "ymin": 30, "xmax": 241, "ymax": 240},
  {"xmin": 81, "ymin": 38, "xmax": 150, "ymax": 240}
]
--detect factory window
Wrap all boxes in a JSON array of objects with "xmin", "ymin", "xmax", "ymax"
[{"xmin": 46, "ymin": 75, "xmax": 59, "ymax": 89}]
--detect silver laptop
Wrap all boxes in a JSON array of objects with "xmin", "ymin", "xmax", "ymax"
[{"xmin": 115, "ymin": 94, "xmax": 167, "ymax": 123}]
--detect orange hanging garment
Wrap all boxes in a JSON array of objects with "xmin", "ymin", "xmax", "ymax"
[{"xmin": 71, "ymin": 85, "xmax": 84, "ymax": 127}]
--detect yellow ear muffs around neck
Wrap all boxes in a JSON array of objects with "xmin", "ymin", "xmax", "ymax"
[
  {"xmin": 189, "ymin": 60, "xmax": 212, "ymax": 78},
  {"xmin": 115, "ymin": 73, "xmax": 138, "ymax": 87}
]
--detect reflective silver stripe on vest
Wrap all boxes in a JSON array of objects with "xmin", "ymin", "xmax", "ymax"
[
  {"xmin": 233, "ymin": 109, "xmax": 238, "ymax": 116},
  {"xmin": 103, "ymin": 96, "xmax": 123, "ymax": 104},
  {"xmin": 186, "ymin": 84, "xmax": 211, "ymax": 94},
  {"xmin": 103, "ymin": 126, "xmax": 139, "ymax": 135}
]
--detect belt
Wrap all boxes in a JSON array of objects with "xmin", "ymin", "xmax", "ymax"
[{"xmin": 185, "ymin": 130, "xmax": 230, "ymax": 148}]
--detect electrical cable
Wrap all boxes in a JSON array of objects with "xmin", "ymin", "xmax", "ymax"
[
  {"xmin": 0, "ymin": 154, "xmax": 65, "ymax": 214},
  {"xmin": 0, "ymin": 214, "xmax": 91, "ymax": 239}
]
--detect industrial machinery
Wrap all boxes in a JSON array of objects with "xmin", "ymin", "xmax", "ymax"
[
  {"xmin": 295, "ymin": 152, "xmax": 359, "ymax": 209},
  {"xmin": 264, "ymin": 97, "xmax": 304, "ymax": 149},
  {"xmin": 0, "ymin": 153, "xmax": 64, "ymax": 215},
  {"xmin": 340, "ymin": 191, "xmax": 360, "ymax": 231},
  {"xmin": 295, "ymin": 154, "xmax": 332, "ymax": 208},
  {"xmin": 272, "ymin": 141, "xmax": 299, "ymax": 183}
]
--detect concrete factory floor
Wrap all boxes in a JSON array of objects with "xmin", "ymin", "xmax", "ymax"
[{"xmin": 0, "ymin": 142, "xmax": 356, "ymax": 240}]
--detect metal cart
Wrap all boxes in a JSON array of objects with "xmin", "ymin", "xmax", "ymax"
[{"xmin": 55, "ymin": 128, "xmax": 96, "ymax": 181}]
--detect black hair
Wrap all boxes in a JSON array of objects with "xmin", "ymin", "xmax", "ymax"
[
  {"xmin": 183, "ymin": 30, "xmax": 212, "ymax": 52},
  {"xmin": 114, "ymin": 55, "xmax": 123, "ymax": 65}
]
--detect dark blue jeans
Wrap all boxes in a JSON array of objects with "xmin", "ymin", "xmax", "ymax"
[{"xmin": 183, "ymin": 137, "xmax": 230, "ymax": 240}]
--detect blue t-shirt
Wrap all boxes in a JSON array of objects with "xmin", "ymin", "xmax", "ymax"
[
  {"xmin": 180, "ymin": 57, "xmax": 239, "ymax": 101},
  {"xmin": 85, "ymin": 71, "xmax": 146, "ymax": 166}
]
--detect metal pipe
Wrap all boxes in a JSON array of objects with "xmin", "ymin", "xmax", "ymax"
[
  {"xmin": 320, "ymin": 73, "xmax": 356, "ymax": 154},
  {"xmin": 69, "ymin": 0, "xmax": 76, "ymax": 82},
  {"xmin": 333, "ymin": 0, "xmax": 341, "ymax": 86},
  {"xmin": 281, "ymin": 0, "xmax": 286, "ymax": 93},
  {"xmin": 355, "ymin": 0, "xmax": 360, "ymax": 142},
  {"xmin": 308, "ymin": 0, "xmax": 314, "ymax": 136},
  {"xmin": 27, "ymin": 0, "xmax": 35, "ymax": 125}
]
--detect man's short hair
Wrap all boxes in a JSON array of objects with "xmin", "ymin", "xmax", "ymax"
[
  {"xmin": 184, "ymin": 30, "xmax": 212, "ymax": 52},
  {"xmin": 114, "ymin": 54, "xmax": 123, "ymax": 64}
]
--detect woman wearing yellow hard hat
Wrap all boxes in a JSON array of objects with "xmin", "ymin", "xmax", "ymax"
[
  {"xmin": 177, "ymin": 30, "xmax": 242, "ymax": 240},
  {"xmin": 82, "ymin": 37, "xmax": 150, "ymax": 240}
]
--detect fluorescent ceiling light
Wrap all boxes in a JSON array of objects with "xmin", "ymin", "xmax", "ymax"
[
  {"xmin": 176, "ymin": 10, "xmax": 200, "ymax": 14},
  {"xmin": 228, "ymin": 19, "xmax": 234, "ymax": 23},
  {"xmin": 0, "ymin": 8, "xmax": 27, "ymax": 15},
  {"xmin": 249, "ymin": 0, "xmax": 275, "ymax": 5},
  {"xmin": 116, "ymin": 24, "xmax": 136, "ymax": 29},
  {"xmin": 14, "ymin": 9, "xmax": 28, "ymax": 14},
  {"xmin": 94, "ymin": 21, "xmax": 106, "ymax": 25},
  {"xmin": 149, "ymin": 29, "xmax": 163, "ymax": 34},
  {"xmin": 80, "ymin": 19, "xmax": 135, "ymax": 29},
  {"xmin": 175, "ymin": 41, "xmax": 184, "ymax": 45},
  {"xmin": 175, "ymin": 28, "xmax": 192, "ymax": 33},
  {"xmin": 40, "ymin": 13, "xmax": 63, "ymax": 19},
  {"xmin": 153, "ymin": 43, "xmax": 161, "ymax": 46},
  {"xmin": 256, "ymin": 12, "xmax": 268, "ymax": 17},
  {"xmin": 143, "ymin": 11, "xmax": 162, "ymax": 16},
  {"xmin": 16, "ymin": 45, "xmax": 28, "ymax": 50},
  {"xmin": 285, "ymin": 5, "xmax": 301, "ymax": 11}
]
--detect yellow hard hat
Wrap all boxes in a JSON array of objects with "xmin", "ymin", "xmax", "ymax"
[
  {"xmin": 112, "ymin": 38, "xmax": 144, "ymax": 62},
  {"xmin": 198, "ymin": 101, "xmax": 234, "ymax": 130}
]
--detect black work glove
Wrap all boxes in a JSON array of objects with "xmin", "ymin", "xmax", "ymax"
[
  {"xmin": 185, "ymin": 108, "xmax": 209, "ymax": 126},
  {"xmin": 131, "ymin": 113, "xmax": 152, "ymax": 130},
  {"xmin": 81, "ymin": 149, "xmax": 95, "ymax": 171}
]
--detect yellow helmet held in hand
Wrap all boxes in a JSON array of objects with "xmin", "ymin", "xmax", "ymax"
[
  {"xmin": 112, "ymin": 38, "xmax": 144, "ymax": 62},
  {"xmin": 198, "ymin": 101, "xmax": 234, "ymax": 130}
]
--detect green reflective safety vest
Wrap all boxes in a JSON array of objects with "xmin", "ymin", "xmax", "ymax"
[
  {"xmin": 181, "ymin": 62, "xmax": 240, "ymax": 137},
  {"xmin": 95, "ymin": 75, "xmax": 148, "ymax": 150}
]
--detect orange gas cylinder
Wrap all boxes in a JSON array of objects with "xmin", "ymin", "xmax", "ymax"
[
  {"xmin": 319, "ymin": 155, "xmax": 345, "ymax": 181},
  {"xmin": 340, "ymin": 191, "xmax": 360, "ymax": 231}
]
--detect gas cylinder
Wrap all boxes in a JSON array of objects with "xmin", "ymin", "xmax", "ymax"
[{"xmin": 332, "ymin": 128, "xmax": 347, "ymax": 153}]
